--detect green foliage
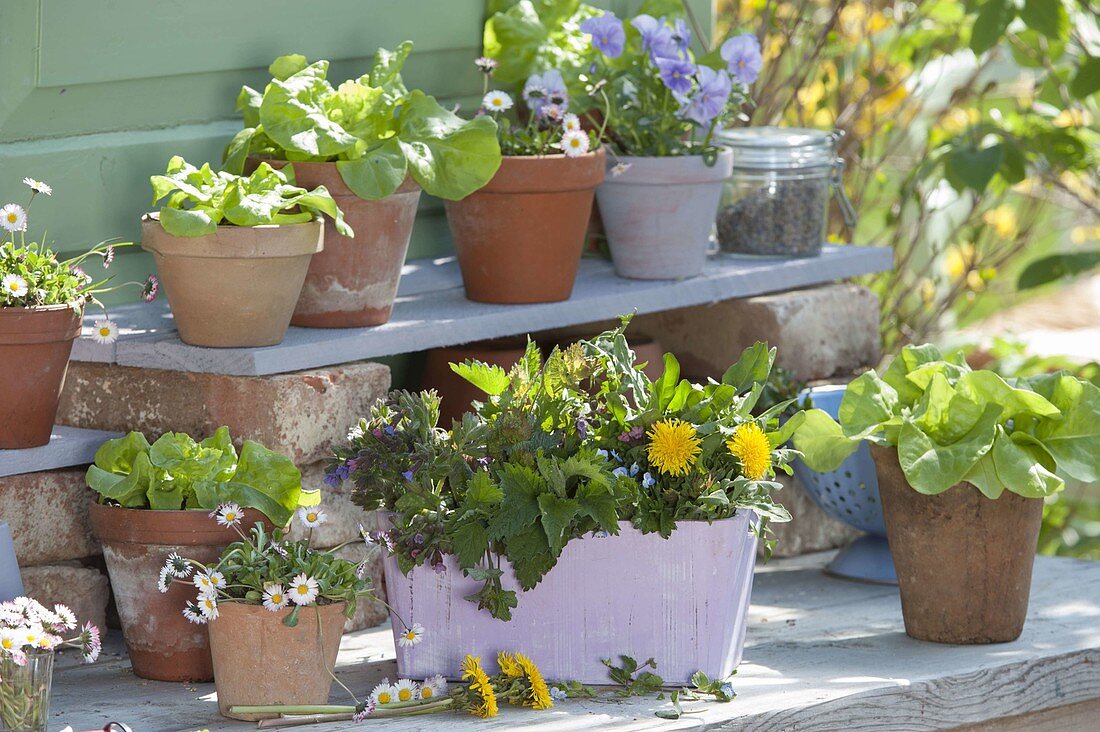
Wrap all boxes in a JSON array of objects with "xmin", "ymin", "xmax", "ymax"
[
  {"xmin": 1018, "ymin": 251, "xmax": 1100, "ymax": 290},
  {"xmin": 150, "ymin": 156, "xmax": 350, "ymax": 238},
  {"xmin": 86, "ymin": 427, "xmax": 311, "ymax": 525},
  {"xmin": 225, "ymin": 49, "xmax": 501, "ymax": 201},
  {"xmin": 603, "ymin": 655, "xmax": 664, "ymax": 697},
  {"xmin": 794, "ymin": 344, "xmax": 1100, "ymax": 499}
]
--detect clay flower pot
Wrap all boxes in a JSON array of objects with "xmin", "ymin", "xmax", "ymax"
[
  {"xmin": 596, "ymin": 148, "xmax": 733, "ymax": 280},
  {"xmin": 0, "ymin": 304, "xmax": 82, "ymax": 448},
  {"xmin": 208, "ymin": 602, "xmax": 346, "ymax": 721},
  {"xmin": 88, "ymin": 503, "xmax": 267, "ymax": 682},
  {"xmin": 871, "ymin": 446, "xmax": 1044, "ymax": 644},
  {"xmin": 445, "ymin": 150, "xmax": 606, "ymax": 304},
  {"xmin": 141, "ymin": 217, "xmax": 322, "ymax": 348},
  {"xmin": 250, "ymin": 158, "xmax": 421, "ymax": 328},
  {"xmin": 422, "ymin": 338, "xmax": 530, "ymax": 425}
]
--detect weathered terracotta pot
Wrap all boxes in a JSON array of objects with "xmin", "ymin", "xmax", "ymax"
[
  {"xmin": 89, "ymin": 503, "xmax": 267, "ymax": 681},
  {"xmin": 208, "ymin": 602, "xmax": 346, "ymax": 721},
  {"xmin": 422, "ymin": 338, "xmax": 529, "ymax": 425},
  {"xmin": 596, "ymin": 149, "xmax": 733, "ymax": 280},
  {"xmin": 871, "ymin": 446, "xmax": 1044, "ymax": 644},
  {"xmin": 445, "ymin": 150, "xmax": 605, "ymax": 303},
  {"xmin": 0, "ymin": 304, "xmax": 82, "ymax": 448},
  {"xmin": 141, "ymin": 217, "xmax": 322, "ymax": 348},
  {"xmin": 250, "ymin": 158, "xmax": 420, "ymax": 328}
]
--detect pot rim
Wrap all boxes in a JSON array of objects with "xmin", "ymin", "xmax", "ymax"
[
  {"xmin": 601, "ymin": 147, "xmax": 733, "ymax": 186},
  {"xmin": 0, "ymin": 302, "xmax": 84, "ymax": 314},
  {"xmin": 140, "ymin": 215, "xmax": 324, "ymax": 259},
  {"xmin": 89, "ymin": 501, "xmax": 271, "ymax": 545},
  {"xmin": 457, "ymin": 147, "xmax": 607, "ymax": 195},
  {"xmin": 210, "ymin": 600, "xmax": 348, "ymax": 619}
]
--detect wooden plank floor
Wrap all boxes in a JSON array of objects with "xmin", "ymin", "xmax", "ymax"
[{"xmin": 47, "ymin": 552, "xmax": 1100, "ymax": 731}]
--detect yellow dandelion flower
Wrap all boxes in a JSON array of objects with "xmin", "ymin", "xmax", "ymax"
[
  {"xmin": 497, "ymin": 651, "xmax": 523, "ymax": 678},
  {"xmin": 461, "ymin": 655, "xmax": 499, "ymax": 718},
  {"xmin": 646, "ymin": 419, "xmax": 702, "ymax": 476},
  {"xmin": 727, "ymin": 422, "xmax": 773, "ymax": 481},
  {"xmin": 515, "ymin": 653, "xmax": 553, "ymax": 710}
]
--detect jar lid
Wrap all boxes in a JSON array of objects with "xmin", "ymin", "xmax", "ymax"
[{"xmin": 715, "ymin": 126, "xmax": 836, "ymax": 170}]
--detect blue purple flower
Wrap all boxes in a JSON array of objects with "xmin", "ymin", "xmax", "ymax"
[
  {"xmin": 657, "ymin": 56, "xmax": 695, "ymax": 95},
  {"xmin": 576, "ymin": 418, "xmax": 589, "ymax": 439},
  {"xmin": 681, "ymin": 66, "xmax": 732, "ymax": 125},
  {"xmin": 671, "ymin": 18, "xmax": 693, "ymax": 55},
  {"xmin": 632, "ymin": 14, "xmax": 679, "ymax": 60},
  {"xmin": 581, "ymin": 13, "xmax": 626, "ymax": 58},
  {"xmin": 721, "ymin": 33, "xmax": 763, "ymax": 85},
  {"xmin": 550, "ymin": 686, "xmax": 568, "ymax": 702},
  {"xmin": 402, "ymin": 469, "xmax": 415, "ymax": 482},
  {"xmin": 324, "ymin": 463, "xmax": 350, "ymax": 486},
  {"xmin": 523, "ymin": 70, "xmax": 569, "ymax": 116},
  {"xmin": 642, "ymin": 471, "xmax": 657, "ymax": 489}
]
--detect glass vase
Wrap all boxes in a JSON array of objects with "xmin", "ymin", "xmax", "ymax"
[{"xmin": 0, "ymin": 650, "xmax": 54, "ymax": 732}]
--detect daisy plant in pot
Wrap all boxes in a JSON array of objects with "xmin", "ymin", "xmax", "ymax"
[
  {"xmin": 145, "ymin": 156, "xmax": 350, "ymax": 348},
  {"xmin": 580, "ymin": 8, "xmax": 760, "ymax": 279},
  {"xmin": 0, "ymin": 597, "xmax": 101, "ymax": 732},
  {"xmin": 795, "ymin": 344, "xmax": 1100, "ymax": 644},
  {"xmin": 330, "ymin": 320, "xmax": 798, "ymax": 684},
  {"xmin": 0, "ymin": 177, "xmax": 157, "ymax": 448},
  {"xmin": 443, "ymin": 59, "xmax": 605, "ymax": 304},
  {"xmin": 224, "ymin": 46, "xmax": 501, "ymax": 328},
  {"xmin": 84, "ymin": 427, "xmax": 320, "ymax": 683}
]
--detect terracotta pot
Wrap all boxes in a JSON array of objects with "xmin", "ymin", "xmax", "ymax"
[
  {"xmin": 141, "ymin": 217, "xmax": 322, "ymax": 348},
  {"xmin": 249, "ymin": 158, "xmax": 420, "ymax": 328},
  {"xmin": 0, "ymin": 305, "xmax": 82, "ymax": 448},
  {"xmin": 422, "ymin": 338, "xmax": 529, "ymax": 426},
  {"xmin": 88, "ymin": 503, "xmax": 268, "ymax": 681},
  {"xmin": 596, "ymin": 149, "xmax": 733, "ymax": 280},
  {"xmin": 871, "ymin": 446, "xmax": 1044, "ymax": 644},
  {"xmin": 445, "ymin": 150, "xmax": 606, "ymax": 303},
  {"xmin": 208, "ymin": 602, "xmax": 346, "ymax": 721}
]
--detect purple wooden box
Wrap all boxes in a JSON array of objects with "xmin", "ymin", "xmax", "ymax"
[{"xmin": 381, "ymin": 513, "xmax": 758, "ymax": 684}]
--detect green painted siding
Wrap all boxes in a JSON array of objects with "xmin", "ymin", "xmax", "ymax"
[{"xmin": 0, "ymin": 1, "xmax": 712, "ymax": 306}]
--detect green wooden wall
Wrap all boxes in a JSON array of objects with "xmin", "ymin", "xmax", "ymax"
[{"xmin": 0, "ymin": 1, "xmax": 712, "ymax": 305}]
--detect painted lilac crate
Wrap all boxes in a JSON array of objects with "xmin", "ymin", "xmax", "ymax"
[{"xmin": 382, "ymin": 512, "xmax": 758, "ymax": 684}]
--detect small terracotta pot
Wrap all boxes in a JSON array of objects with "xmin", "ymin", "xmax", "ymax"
[
  {"xmin": 208, "ymin": 602, "xmax": 346, "ymax": 721},
  {"xmin": 596, "ymin": 149, "xmax": 733, "ymax": 280},
  {"xmin": 89, "ymin": 503, "xmax": 268, "ymax": 681},
  {"xmin": 142, "ymin": 217, "xmax": 322, "ymax": 348},
  {"xmin": 871, "ymin": 446, "xmax": 1044, "ymax": 644},
  {"xmin": 445, "ymin": 150, "xmax": 606, "ymax": 304},
  {"xmin": 250, "ymin": 158, "xmax": 421, "ymax": 328},
  {"xmin": 0, "ymin": 305, "xmax": 82, "ymax": 448},
  {"xmin": 422, "ymin": 338, "xmax": 530, "ymax": 426}
]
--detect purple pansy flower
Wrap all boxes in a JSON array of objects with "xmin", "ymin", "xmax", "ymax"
[
  {"xmin": 671, "ymin": 18, "xmax": 693, "ymax": 55},
  {"xmin": 523, "ymin": 70, "xmax": 569, "ymax": 116},
  {"xmin": 576, "ymin": 418, "xmax": 589, "ymax": 440},
  {"xmin": 581, "ymin": 13, "xmax": 626, "ymax": 58},
  {"xmin": 721, "ymin": 33, "xmax": 763, "ymax": 85},
  {"xmin": 681, "ymin": 66, "xmax": 732, "ymax": 125},
  {"xmin": 657, "ymin": 56, "xmax": 695, "ymax": 95},
  {"xmin": 631, "ymin": 14, "xmax": 679, "ymax": 60}
]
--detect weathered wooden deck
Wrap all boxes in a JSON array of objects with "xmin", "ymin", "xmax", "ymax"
[{"xmin": 48, "ymin": 552, "xmax": 1100, "ymax": 731}]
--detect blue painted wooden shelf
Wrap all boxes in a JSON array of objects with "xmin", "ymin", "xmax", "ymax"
[{"xmin": 0, "ymin": 426, "xmax": 121, "ymax": 478}]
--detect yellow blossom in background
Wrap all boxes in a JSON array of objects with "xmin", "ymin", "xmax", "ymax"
[
  {"xmin": 982, "ymin": 206, "xmax": 1018, "ymax": 238},
  {"xmin": 646, "ymin": 420, "xmax": 703, "ymax": 476},
  {"xmin": 945, "ymin": 243, "xmax": 977, "ymax": 280},
  {"xmin": 1054, "ymin": 108, "xmax": 1091, "ymax": 128},
  {"xmin": 1071, "ymin": 226, "xmax": 1100, "ymax": 245},
  {"xmin": 966, "ymin": 270, "xmax": 986, "ymax": 292},
  {"xmin": 920, "ymin": 278, "xmax": 937, "ymax": 305},
  {"xmin": 726, "ymin": 423, "xmax": 773, "ymax": 480}
]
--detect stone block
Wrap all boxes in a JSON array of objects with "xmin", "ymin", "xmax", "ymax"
[
  {"xmin": 0, "ymin": 469, "xmax": 99, "ymax": 567},
  {"xmin": 21, "ymin": 564, "xmax": 110, "ymax": 630},
  {"xmin": 634, "ymin": 284, "xmax": 881, "ymax": 381},
  {"xmin": 58, "ymin": 360, "xmax": 390, "ymax": 465},
  {"xmin": 286, "ymin": 462, "xmax": 365, "ymax": 549},
  {"xmin": 763, "ymin": 474, "xmax": 863, "ymax": 559}
]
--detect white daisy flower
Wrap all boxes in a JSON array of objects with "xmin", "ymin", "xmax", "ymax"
[
  {"xmin": 369, "ymin": 683, "xmax": 397, "ymax": 706},
  {"xmin": 213, "ymin": 502, "xmax": 243, "ymax": 527},
  {"xmin": 482, "ymin": 90, "xmax": 514, "ymax": 113},
  {"xmin": 53, "ymin": 604, "xmax": 76, "ymax": 630},
  {"xmin": 562, "ymin": 113, "xmax": 582, "ymax": 133},
  {"xmin": 18, "ymin": 626, "xmax": 41, "ymax": 648},
  {"xmin": 208, "ymin": 571, "xmax": 226, "ymax": 590},
  {"xmin": 394, "ymin": 678, "xmax": 420, "ymax": 702},
  {"xmin": 157, "ymin": 566, "xmax": 171, "ymax": 593},
  {"xmin": 192, "ymin": 571, "xmax": 216, "ymax": 595},
  {"xmin": 397, "ymin": 622, "xmax": 425, "ymax": 648},
  {"xmin": 2, "ymin": 274, "xmax": 29, "ymax": 299},
  {"xmin": 262, "ymin": 583, "xmax": 289, "ymax": 612},
  {"xmin": 611, "ymin": 162, "xmax": 632, "ymax": 177},
  {"xmin": 289, "ymin": 574, "xmax": 319, "ymax": 606},
  {"xmin": 0, "ymin": 630, "xmax": 22, "ymax": 654},
  {"xmin": 22, "ymin": 178, "xmax": 51, "ymax": 196},
  {"xmin": 164, "ymin": 552, "xmax": 190, "ymax": 578},
  {"xmin": 197, "ymin": 595, "xmax": 219, "ymax": 620},
  {"xmin": 419, "ymin": 674, "xmax": 448, "ymax": 700},
  {"xmin": 90, "ymin": 319, "xmax": 119, "ymax": 345},
  {"xmin": 0, "ymin": 204, "xmax": 27, "ymax": 232},
  {"xmin": 297, "ymin": 506, "xmax": 328, "ymax": 528},
  {"xmin": 559, "ymin": 130, "xmax": 591, "ymax": 158},
  {"xmin": 182, "ymin": 602, "xmax": 206, "ymax": 625}
]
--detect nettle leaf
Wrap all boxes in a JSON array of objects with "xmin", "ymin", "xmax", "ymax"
[
  {"xmin": 576, "ymin": 482, "xmax": 619, "ymax": 532},
  {"xmin": 537, "ymin": 493, "xmax": 581, "ymax": 554},
  {"xmin": 464, "ymin": 470, "xmax": 504, "ymax": 509},
  {"xmin": 487, "ymin": 464, "xmax": 544, "ymax": 540},
  {"xmin": 504, "ymin": 524, "xmax": 557, "ymax": 590},
  {"xmin": 451, "ymin": 359, "xmax": 512, "ymax": 396},
  {"xmin": 452, "ymin": 521, "xmax": 490, "ymax": 567}
]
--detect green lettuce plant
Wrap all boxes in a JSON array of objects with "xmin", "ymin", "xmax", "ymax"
[
  {"xmin": 86, "ymin": 427, "xmax": 315, "ymax": 525},
  {"xmin": 224, "ymin": 46, "xmax": 501, "ymax": 201},
  {"xmin": 794, "ymin": 344, "xmax": 1100, "ymax": 499},
  {"xmin": 150, "ymin": 156, "xmax": 350, "ymax": 238}
]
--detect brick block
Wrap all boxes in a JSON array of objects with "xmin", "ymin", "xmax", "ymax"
[
  {"xmin": 634, "ymin": 284, "xmax": 881, "ymax": 381},
  {"xmin": 333, "ymin": 544, "xmax": 388, "ymax": 632},
  {"xmin": 58, "ymin": 361, "xmax": 390, "ymax": 465},
  {"xmin": 763, "ymin": 474, "xmax": 863, "ymax": 559},
  {"xmin": 286, "ymin": 462, "xmax": 364, "ymax": 549},
  {"xmin": 21, "ymin": 564, "xmax": 110, "ymax": 630},
  {"xmin": 0, "ymin": 469, "xmax": 99, "ymax": 567}
]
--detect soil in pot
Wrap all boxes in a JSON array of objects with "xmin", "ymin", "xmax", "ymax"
[
  {"xmin": 208, "ymin": 602, "xmax": 346, "ymax": 721},
  {"xmin": 445, "ymin": 150, "xmax": 605, "ymax": 304},
  {"xmin": 596, "ymin": 149, "xmax": 733, "ymax": 280},
  {"xmin": 141, "ymin": 217, "xmax": 322, "ymax": 348},
  {"xmin": 871, "ymin": 445, "xmax": 1044, "ymax": 644},
  {"xmin": 421, "ymin": 338, "xmax": 529, "ymax": 426},
  {"xmin": 249, "ymin": 159, "xmax": 420, "ymax": 329},
  {"xmin": 88, "ymin": 503, "xmax": 268, "ymax": 682},
  {"xmin": 0, "ymin": 304, "xmax": 82, "ymax": 448}
]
